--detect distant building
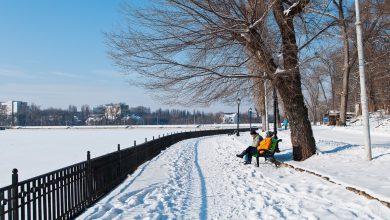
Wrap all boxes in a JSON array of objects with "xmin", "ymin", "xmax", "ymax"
[
  {"xmin": 86, "ymin": 103, "xmax": 128, "ymax": 125},
  {"xmin": 105, "ymin": 104, "xmax": 122, "ymax": 120},
  {"xmin": 323, "ymin": 110, "xmax": 356, "ymax": 126},
  {"xmin": 0, "ymin": 101, "xmax": 28, "ymax": 126},
  {"xmin": 221, "ymin": 113, "xmax": 238, "ymax": 124},
  {"xmin": 85, "ymin": 114, "xmax": 106, "ymax": 125},
  {"xmin": 0, "ymin": 101, "xmax": 27, "ymax": 115}
]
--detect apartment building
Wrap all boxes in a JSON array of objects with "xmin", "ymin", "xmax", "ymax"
[{"xmin": 0, "ymin": 100, "xmax": 28, "ymax": 126}]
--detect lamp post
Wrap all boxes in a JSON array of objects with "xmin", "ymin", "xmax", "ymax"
[
  {"xmin": 355, "ymin": 0, "xmax": 372, "ymax": 160},
  {"xmin": 249, "ymin": 107, "xmax": 252, "ymax": 130},
  {"xmin": 273, "ymin": 87, "xmax": 278, "ymax": 138},
  {"xmin": 236, "ymin": 98, "xmax": 241, "ymax": 136},
  {"xmin": 264, "ymin": 80, "xmax": 268, "ymax": 131}
]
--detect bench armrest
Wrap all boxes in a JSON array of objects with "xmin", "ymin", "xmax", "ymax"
[{"xmin": 258, "ymin": 149, "xmax": 272, "ymax": 154}]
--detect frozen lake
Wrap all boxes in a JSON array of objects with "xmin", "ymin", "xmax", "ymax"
[{"xmin": 0, "ymin": 125, "xmax": 242, "ymax": 187}]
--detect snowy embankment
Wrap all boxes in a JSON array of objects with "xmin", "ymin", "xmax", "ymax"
[
  {"xmin": 278, "ymin": 126, "xmax": 390, "ymax": 204},
  {"xmin": 78, "ymin": 123, "xmax": 390, "ymax": 219}
]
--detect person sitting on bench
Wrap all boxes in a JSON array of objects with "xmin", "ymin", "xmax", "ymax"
[
  {"xmin": 235, "ymin": 130, "xmax": 262, "ymax": 163},
  {"xmin": 236, "ymin": 131, "xmax": 273, "ymax": 165},
  {"xmin": 249, "ymin": 129, "xmax": 263, "ymax": 148}
]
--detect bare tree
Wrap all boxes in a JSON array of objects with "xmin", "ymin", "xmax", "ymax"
[
  {"xmin": 302, "ymin": 63, "xmax": 330, "ymax": 124},
  {"xmin": 251, "ymin": 71, "xmax": 267, "ymax": 131},
  {"xmin": 309, "ymin": 0, "xmax": 389, "ymax": 123},
  {"xmin": 302, "ymin": 73, "xmax": 317, "ymax": 124},
  {"xmin": 310, "ymin": 0, "xmax": 357, "ymax": 125},
  {"xmin": 359, "ymin": 0, "xmax": 390, "ymax": 112},
  {"xmin": 108, "ymin": 0, "xmax": 321, "ymax": 160},
  {"xmin": 315, "ymin": 50, "xmax": 341, "ymax": 111},
  {"xmin": 331, "ymin": 0, "xmax": 353, "ymax": 125}
]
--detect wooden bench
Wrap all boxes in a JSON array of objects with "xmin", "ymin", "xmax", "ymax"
[{"xmin": 252, "ymin": 138, "xmax": 282, "ymax": 167}]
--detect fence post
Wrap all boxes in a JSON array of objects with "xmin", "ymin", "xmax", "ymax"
[
  {"xmin": 86, "ymin": 151, "xmax": 92, "ymax": 206},
  {"xmin": 0, "ymin": 190, "xmax": 4, "ymax": 220},
  {"xmin": 11, "ymin": 169, "xmax": 18, "ymax": 220},
  {"xmin": 134, "ymin": 140, "xmax": 136, "ymax": 146},
  {"xmin": 117, "ymin": 144, "xmax": 121, "ymax": 179}
]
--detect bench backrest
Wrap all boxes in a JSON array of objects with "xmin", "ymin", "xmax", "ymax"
[{"xmin": 268, "ymin": 138, "xmax": 280, "ymax": 154}]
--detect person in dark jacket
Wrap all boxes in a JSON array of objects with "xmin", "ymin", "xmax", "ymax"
[{"xmin": 236, "ymin": 130, "xmax": 266, "ymax": 165}]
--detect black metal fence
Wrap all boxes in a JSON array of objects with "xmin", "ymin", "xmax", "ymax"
[{"xmin": 0, "ymin": 128, "xmax": 249, "ymax": 220}]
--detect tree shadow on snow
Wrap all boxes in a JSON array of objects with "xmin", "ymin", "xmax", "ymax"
[
  {"xmin": 372, "ymin": 152, "xmax": 390, "ymax": 160},
  {"xmin": 275, "ymin": 144, "xmax": 361, "ymax": 162},
  {"xmin": 371, "ymin": 143, "xmax": 390, "ymax": 159},
  {"xmin": 320, "ymin": 144, "xmax": 359, "ymax": 154},
  {"xmin": 275, "ymin": 151, "xmax": 294, "ymax": 162}
]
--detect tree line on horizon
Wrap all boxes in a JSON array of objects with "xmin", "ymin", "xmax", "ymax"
[{"xmin": 0, "ymin": 102, "xmax": 260, "ymax": 126}]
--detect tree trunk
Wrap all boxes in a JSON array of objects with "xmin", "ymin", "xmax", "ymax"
[
  {"xmin": 337, "ymin": 0, "xmax": 351, "ymax": 126},
  {"xmin": 276, "ymin": 108, "xmax": 282, "ymax": 129},
  {"xmin": 273, "ymin": 1, "xmax": 316, "ymax": 160},
  {"xmin": 253, "ymin": 77, "xmax": 267, "ymax": 132},
  {"xmin": 275, "ymin": 89, "xmax": 282, "ymax": 129},
  {"xmin": 319, "ymin": 80, "xmax": 329, "ymax": 110},
  {"xmin": 277, "ymin": 80, "xmax": 316, "ymax": 160}
]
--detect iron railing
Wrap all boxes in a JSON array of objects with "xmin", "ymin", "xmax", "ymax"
[{"xmin": 0, "ymin": 128, "xmax": 249, "ymax": 220}]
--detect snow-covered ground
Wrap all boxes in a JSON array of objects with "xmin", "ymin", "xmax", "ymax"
[
  {"xmin": 76, "ymin": 117, "xmax": 390, "ymax": 219},
  {"xmin": 1, "ymin": 115, "xmax": 390, "ymax": 219}
]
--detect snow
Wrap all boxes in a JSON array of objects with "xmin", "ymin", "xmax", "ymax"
[
  {"xmin": 0, "ymin": 125, "xmax": 228, "ymax": 186},
  {"xmin": 278, "ymin": 126, "xmax": 390, "ymax": 203},
  {"xmin": 74, "ymin": 116, "xmax": 389, "ymax": 219},
  {"xmin": 1, "ymin": 115, "xmax": 390, "ymax": 219},
  {"xmin": 274, "ymin": 67, "xmax": 285, "ymax": 74},
  {"xmin": 283, "ymin": 2, "xmax": 299, "ymax": 16}
]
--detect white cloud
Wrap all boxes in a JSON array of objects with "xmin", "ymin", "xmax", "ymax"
[
  {"xmin": 0, "ymin": 67, "xmax": 31, "ymax": 78},
  {"xmin": 50, "ymin": 71, "xmax": 83, "ymax": 79}
]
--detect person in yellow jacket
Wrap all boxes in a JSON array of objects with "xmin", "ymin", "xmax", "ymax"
[
  {"xmin": 257, "ymin": 133, "xmax": 273, "ymax": 155},
  {"xmin": 236, "ymin": 131, "xmax": 273, "ymax": 165}
]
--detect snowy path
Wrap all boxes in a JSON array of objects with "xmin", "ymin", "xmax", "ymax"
[{"xmin": 78, "ymin": 135, "xmax": 390, "ymax": 219}]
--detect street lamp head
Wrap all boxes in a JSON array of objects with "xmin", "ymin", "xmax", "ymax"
[{"xmin": 237, "ymin": 98, "xmax": 241, "ymax": 105}]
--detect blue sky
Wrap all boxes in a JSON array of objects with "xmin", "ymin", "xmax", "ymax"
[{"xmin": 0, "ymin": 0, "xmax": 243, "ymax": 113}]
